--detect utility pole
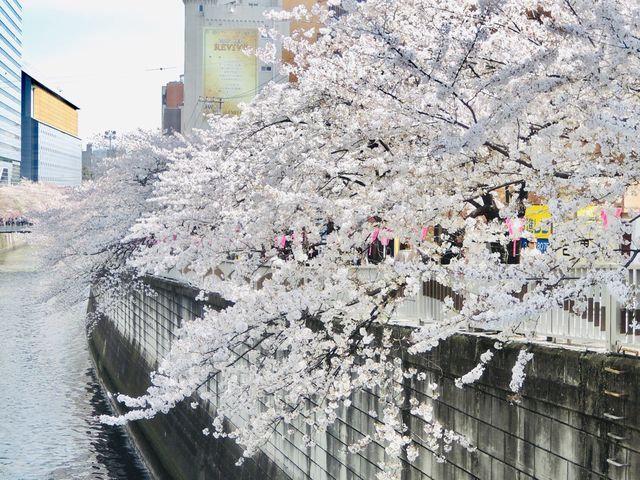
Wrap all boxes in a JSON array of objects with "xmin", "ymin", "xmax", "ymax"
[
  {"xmin": 104, "ymin": 130, "xmax": 117, "ymax": 157},
  {"xmin": 199, "ymin": 96, "xmax": 224, "ymax": 115}
]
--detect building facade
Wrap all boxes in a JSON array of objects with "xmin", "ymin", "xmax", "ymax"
[
  {"xmin": 182, "ymin": 0, "xmax": 299, "ymax": 133},
  {"xmin": 0, "ymin": 0, "xmax": 22, "ymax": 185},
  {"xmin": 181, "ymin": 1, "xmax": 348, "ymax": 133},
  {"xmin": 21, "ymin": 72, "xmax": 82, "ymax": 186},
  {"xmin": 162, "ymin": 78, "xmax": 184, "ymax": 135}
]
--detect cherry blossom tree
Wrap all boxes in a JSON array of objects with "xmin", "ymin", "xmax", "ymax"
[
  {"xmin": 44, "ymin": 0, "xmax": 639, "ymax": 477},
  {"xmin": 34, "ymin": 131, "xmax": 188, "ymax": 307}
]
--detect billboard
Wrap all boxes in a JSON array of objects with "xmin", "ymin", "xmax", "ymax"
[{"xmin": 204, "ymin": 29, "xmax": 258, "ymax": 116}]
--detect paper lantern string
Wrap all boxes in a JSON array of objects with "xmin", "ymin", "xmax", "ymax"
[
  {"xmin": 369, "ymin": 228, "xmax": 380, "ymax": 256},
  {"xmin": 505, "ymin": 218, "xmax": 525, "ymax": 257},
  {"xmin": 600, "ymin": 209, "xmax": 608, "ymax": 229}
]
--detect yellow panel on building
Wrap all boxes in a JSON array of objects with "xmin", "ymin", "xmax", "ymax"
[{"xmin": 32, "ymin": 86, "xmax": 79, "ymax": 137}]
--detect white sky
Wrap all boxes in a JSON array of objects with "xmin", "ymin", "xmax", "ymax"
[{"xmin": 23, "ymin": 0, "xmax": 185, "ymax": 143}]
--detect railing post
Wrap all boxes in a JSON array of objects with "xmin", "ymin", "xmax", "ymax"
[
  {"xmin": 416, "ymin": 277, "xmax": 424, "ymax": 324},
  {"xmin": 607, "ymin": 285, "xmax": 621, "ymax": 352}
]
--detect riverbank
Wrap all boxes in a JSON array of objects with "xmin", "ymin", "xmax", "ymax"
[{"xmin": 0, "ymin": 233, "xmax": 26, "ymax": 253}]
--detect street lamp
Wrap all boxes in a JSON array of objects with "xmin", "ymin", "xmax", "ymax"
[{"xmin": 104, "ymin": 130, "xmax": 117, "ymax": 157}]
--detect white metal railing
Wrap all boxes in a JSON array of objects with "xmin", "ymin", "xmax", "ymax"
[
  {"xmin": 161, "ymin": 261, "xmax": 640, "ymax": 353},
  {"xmin": 392, "ymin": 267, "xmax": 640, "ymax": 353}
]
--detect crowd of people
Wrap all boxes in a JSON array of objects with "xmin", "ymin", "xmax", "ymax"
[
  {"xmin": 274, "ymin": 220, "xmax": 540, "ymax": 267},
  {"xmin": 0, "ymin": 216, "xmax": 32, "ymax": 228},
  {"xmin": 274, "ymin": 220, "xmax": 473, "ymax": 266}
]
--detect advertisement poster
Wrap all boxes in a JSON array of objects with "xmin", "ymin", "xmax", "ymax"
[
  {"xmin": 525, "ymin": 205, "xmax": 552, "ymax": 240},
  {"xmin": 203, "ymin": 29, "xmax": 258, "ymax": 116}
]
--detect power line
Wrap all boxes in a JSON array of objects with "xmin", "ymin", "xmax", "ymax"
[
  {"xmin": 145, "ymin": 67, "xmax": 178, "ymax": 72},
  {"xmin": 0, "ymin": 65, "xmax": 183, "ymax": 90},
  {"xmin": 184, "ymin": 73, "xmax": 289, "ymax": 129},
  {"xmin": 199, "ymin": 73, "xmax": 288, "ymax": 103},
  {"xmin": 184, "ymin": 93, "xmax": 204, "ymax": 130}
]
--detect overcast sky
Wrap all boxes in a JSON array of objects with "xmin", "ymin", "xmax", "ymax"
[{"xmin": 24, "ymin": 0, "xmax": 185, "ymax": 143}]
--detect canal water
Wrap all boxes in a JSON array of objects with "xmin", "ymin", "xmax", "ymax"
[{"xmin": 0, "ymin": 245, "xmax": 150, "ymax": 480}]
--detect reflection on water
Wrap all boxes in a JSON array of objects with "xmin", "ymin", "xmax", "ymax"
[{"xmin": 0, "ymin": 245, "xmax": 150, "ymax": 479}]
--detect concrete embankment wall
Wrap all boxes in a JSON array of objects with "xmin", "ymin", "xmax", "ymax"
[
  {"xmin": 88, "ymin": 279, "xmax": 291, "ymax": 480},
  {"xmin": 0, "ymin": 233, "xmax": 25, "ymax": 252},
  {"xmin": 89, "ymin": 277, "xmax": 640, "ymax": 480}
]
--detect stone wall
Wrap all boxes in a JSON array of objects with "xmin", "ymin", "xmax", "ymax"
[{"xmin": 89, "ymin": 276, "xmax": 640, "ymax": 480}]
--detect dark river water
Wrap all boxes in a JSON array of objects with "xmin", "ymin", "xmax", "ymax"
[{"xmin": 0, "ymin": 244, "xmax": 150, "ymax": 480}]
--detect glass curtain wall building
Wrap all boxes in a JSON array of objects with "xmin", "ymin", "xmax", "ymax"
[{"xmin": 0, "ymin": 0, "xmax": 21, "ymax": 185}]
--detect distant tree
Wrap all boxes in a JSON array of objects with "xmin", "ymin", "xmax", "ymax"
[
  {"xmin": 81, "ymin": 165, "xmax": 93, "ymax": 182},
  {"xmin": 42, "ymin": 1, "xmax": 640, "ymax": 477},
  {"xmin": 0, "ymin": 181, "xmax": 64, "ymax": 219}
]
